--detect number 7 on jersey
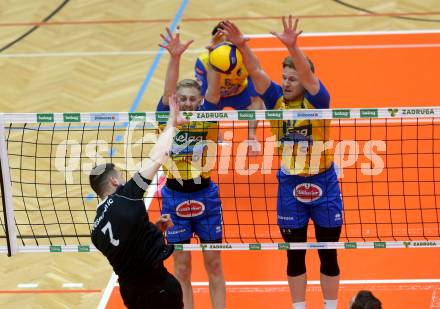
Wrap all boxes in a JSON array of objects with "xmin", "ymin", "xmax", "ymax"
[{"xmin": 101, "ymin": 221, "xmax": 120, "ymax": 246}]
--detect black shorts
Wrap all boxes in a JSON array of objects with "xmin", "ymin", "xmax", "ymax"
[{"xmin": 119, "ymin": 269, "xmax": 183, "ymax": 309}]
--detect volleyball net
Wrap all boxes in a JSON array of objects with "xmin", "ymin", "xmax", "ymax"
[{"xmin": 1, "ymin": 107, "xmax": 440, "ymax": 255}]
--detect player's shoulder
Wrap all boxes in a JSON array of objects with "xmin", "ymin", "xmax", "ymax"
[
  {"xmin": 197, "ymin": 52, "xmax": 209, "ymax": 67},
  {"xmin": 274, "ymin": 97, "xmax": 285, "ymax": 110},
  {"xmin": 198, "ymin": 51, "xmax": 209, "ymax": 61},
  {"xmin": 304, "ymin": 79, "xmax": 330, "ymax": 109}
]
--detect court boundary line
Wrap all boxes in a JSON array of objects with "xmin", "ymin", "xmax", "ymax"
[
  {"xmin": 97, "ymin": 273, "xmax": 118, "ymax": 309},
  {"xmin": 2, "ymin": 29, "xmax": 440, "ymax": 59},
  {"xmin": 246, "ymin": 29, "xmax": 440, "ymax": 38},
  {"xmin": 2, "ymin": 42, "xmax": 440, "ymax": 59},
  {"xmin": 112, "ymin": 278, "xmax": 440, "ymax": 287},
  {"xmin": 0, "ymin": 289, "xmax": 101, "ymax": 294}
]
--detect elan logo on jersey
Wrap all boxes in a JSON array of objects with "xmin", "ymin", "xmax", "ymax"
[
  {"xmin": 174, "ymin": 131, "xmax": 207, "ymax": 146},
  {"xmin": 293, "ymin": 183, "xmax": 322, "ymax": 203},
  {"xmin": 281, "ymin": 124, "xmax": 313, "ymax": 143},
  {"xmin": 176, "ymin": 200, "xmax": 205, "ymax": 217}
]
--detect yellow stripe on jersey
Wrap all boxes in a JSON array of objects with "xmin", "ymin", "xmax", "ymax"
[
  {"xmin": 161, "ymin": 121, "xmax": 218, "ymax": 180},
  {"xmin": 198, "ymin": 52, "xmax": 248, "ymax": 98},
  {"xmin": 271, "ymin": 97, "xmax": 332, "ymax": 176}
]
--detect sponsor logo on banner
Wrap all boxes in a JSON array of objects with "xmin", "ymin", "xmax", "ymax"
[
  {"xmin": 196, "ymin": 112, "xmax": 228, "ymax": 119},
  {"xmin": 249, "ymin": 243, "xmax": 262, "ymax": 250},
  {"xmin": 265, "ymin": 110, "xmax": 283, "ymax": 120},
  {"xmin": 309, "ymin": 243, "xmax": 327, "ymax": 249},
  {"xmin": 332, "ymin": 109, "xmax": 350, "ymax": 118},
  {"xmin": 278, "ymin": 243, "xmax": 290, "ymax": 250},
  {"xmin": 176, "ymin": 200, "xmax": 205, "ymax": 217},
  {"xmin": 296, "ymin": 111, "xmax": 320, "ymax": 119},
  {"xmin": 403, "ymin": 241, "xmax": 437, "ymax": 248},
  {"xmin": 374, "ymin": 242, "xmax": 386, "ymax": 248},
  {"xmin": 91, "ymin": 113, "xmax": 119, "ymax": 122},
  {"xmin": 129, "ymin": 112, "xmax": 146, "ymax": 121},
  {"xmin": 174, "ymin": 244, "xmax": 184, "ymax": 251},
  {"xmin": 360, "ymin": 109, "xmax": 378, "ymax": 118},
  {"xmin": 208, "ymin": 244, "xmax": 233, "ymax": 249},
  {"xmin": 293, "ymin": 183, "xmax": 322, "ymax": 203},
  {"xmin": 183, "ymin": 112, "xmax": 193, "ymax": 120},
  {"xmin": 344, "ymin": 242, "xmax": 357, "ymax": 249},
  {"xmin": 388, "ymin": 108, "xmax": 398, "ymax": 117},
  {"xmin": 37, "ymin": 113, "xmax": 54, "ymax": 122},
  {"xmin": 402, "ymin": 108, "xmax": 434, "ymax": 116},
  {"xmin": 78, "ymin": 245, "xmax": 90, "ymax": 252},
  {"xmin": 63, "ymin": 113, "xmax": 81, "ymax": 122},
  {"xmin": 238, "ymin": 111, "xmax": 256, "ymax": 120},
  {"xmin": 156, "ymin": 112, "xmax": 169, "ymax": 121},
  {"xmin": 50, "ymin": 245, "xmax": 62, "ymax": 252}
]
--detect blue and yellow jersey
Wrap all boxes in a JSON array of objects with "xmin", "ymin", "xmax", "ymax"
[
  {"xmin": 261, "ymin": 81, "xmax": 332, "ymax": 176},
  {"xmin": 156, "ymin": 99, "xmax": 219, "ymax": 180},
  {"xmin": 195, "ymin": 51, "xmax": 249, "ymax": 98}
]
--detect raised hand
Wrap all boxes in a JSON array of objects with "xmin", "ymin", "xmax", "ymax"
[
  {"xmin": 159, "ymin": 25, "xmax": 194, "ymax": 57},
  {"xmin": 270, "ymin": 15, "xmax": 303, "ymax": 49},
  {"xmin": 168, "ymin": 93, "xmax": 187, "ymax": 126},
  {"xmin": 205, "ymin": 31, "xmax": 224, "ymax": 52},
  {"xmin": 155, "ymin": 214, "xmax": 174, "ymax": 232},
  {"xmin": 218, "ymin": 20, "xmax": 249, "ymax": 48}
]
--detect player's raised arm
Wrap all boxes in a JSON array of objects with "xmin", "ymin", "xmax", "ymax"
[
  {"xmin": 203, "ymin": 36, "xmax": 222, "ymax": 106},
  {"xmin": 159, "ymin": 26, "xmax": 194, "ymax": 105},
  {"xmin": 139, "ymin": 95, "xmax": 181, "ymax": 180},
  {"xmin": 271, "ymin": 15, "xmax": 320, "ymax": 95},
  {"xmin": 220, "ymin": 20, "xmax": 271, "ymax": 95}
]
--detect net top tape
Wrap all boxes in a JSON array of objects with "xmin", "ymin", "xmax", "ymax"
[
  {"xmin": 1, "ymin": 107, "xmax": 439, "ymax": 123},
  {"xmin": 0, "ymin": 240, "xmax": 439, "ymax": 253}
]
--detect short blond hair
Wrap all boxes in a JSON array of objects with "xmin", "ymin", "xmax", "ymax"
[
  {"xmin": 282, "ymin": 56, "xmax": 315, "ymax": 73},
  {"xmin": 176, "ymin": 79, "xmax": 201, "ymax": 93}
]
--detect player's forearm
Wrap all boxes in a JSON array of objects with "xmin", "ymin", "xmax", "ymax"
[
  {"xmin": 139, "ymin": 122, "xmax": 177, "ymax": 180},
  {"xmin": 287, "ymin": 46, "xmax": 319, "ymax": 92},
  {"xmin": 237, "ymin": 43, "xmax": 271, "ymax": 95},
  {"xmin": 163, "ymin": 56, "xmax": 181, "ymax": 105},
  {"xmin": 205, "ymin": 65, "xmax": 221, "ymax": 104}
]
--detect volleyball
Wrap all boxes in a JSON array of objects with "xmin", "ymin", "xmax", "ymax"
[{"xmin": 209, "ymin": 42, "xmax": 243, "ymax": 74}]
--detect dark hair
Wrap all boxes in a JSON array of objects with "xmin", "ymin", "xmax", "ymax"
[
  {"xmin": 211, "ymin": 21, "xmax": 225, "ymax": 36},
  {"xmin": 176, "ymin": 79, "xmax": 202, "ymax": 93},
  {"xmin": 89, "ymin": 163, "xmax": 118, "ymax": 199},
  {"xmin": 350, "ymin": 290, "xmax": 382, "ymax": 309},
  {"xmin": 282, "ymin": 56, "xmax": 315, "ymax": 73}
]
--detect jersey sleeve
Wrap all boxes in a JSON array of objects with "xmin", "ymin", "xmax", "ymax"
[
  {"xmin": 200, "ymin": 98, "xmax": 221, "ymax": 111},
  {"xmin": 304, "ymin": 80, "xmax": 330, "ymax": 109},
  {"xmin": 247, "ymin": 77, "xmax": 258, "ymax": 97},
  {"xmin": 156, "ymin": 97, "xmax": 170, "ymax": 111},
  {"xmin": 260, "ymin": 81, "xmax": 283, "ymax": 110},
  {"xmin": 117, "ymin": 173, "xmax": 152, "ymax": 200},
  {"xmin": 195, "ymin": 57, "xmax": 208, "ymax": 96}
]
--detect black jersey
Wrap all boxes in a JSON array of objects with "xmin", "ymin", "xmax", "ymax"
[{"xmin": 91, "ymin": 173, "xmax": 174, "ymax": 283}]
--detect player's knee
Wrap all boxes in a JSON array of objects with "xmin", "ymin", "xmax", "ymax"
[
  {"xmin": 318, "ymin": 249, "xmax": 340, "ymax": 277},
  {"xmin": 174, "ymin": 253, "xmax": 192, "ymax": 281},
  {"xmin": 286, "ymin": 250, "xmax": 307, "ymax": 277},
  {"xmin": 203, "ymin": 252, "xmax": 223, "ymax": 277}
]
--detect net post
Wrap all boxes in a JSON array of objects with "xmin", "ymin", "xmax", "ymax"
[{"xmin": 0, "ymin": 114, "xmax": 18, "ymax": 256}]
